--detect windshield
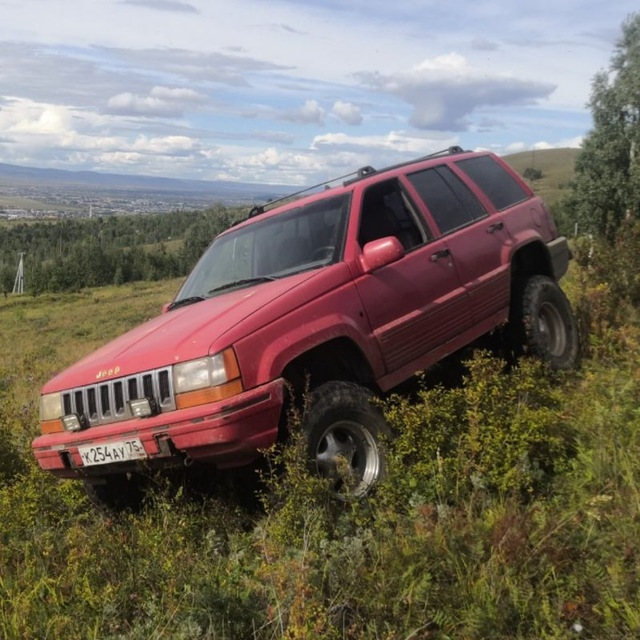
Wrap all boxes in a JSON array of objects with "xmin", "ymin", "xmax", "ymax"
[{"xmin": 175, "ymin": 193, "xmax": 350, "ymax": 301}]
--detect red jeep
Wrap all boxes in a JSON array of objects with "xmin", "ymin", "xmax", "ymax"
[{"xmin": 33, "ymin": 147, "xmax": 578, "ymax": 508}]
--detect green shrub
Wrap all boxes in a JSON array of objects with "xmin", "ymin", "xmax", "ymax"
[
  {"xmin": 380, "ymin": 352, "xmax": 574, "ymax": 508},
  {"xmin": 523, "ymin": 167, "xmax": 543, "ymax": 181}
]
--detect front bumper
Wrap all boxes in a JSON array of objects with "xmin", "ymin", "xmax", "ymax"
[{"xmin": 32, "ymin": 378, "xmax": 284, "ymax": 479}]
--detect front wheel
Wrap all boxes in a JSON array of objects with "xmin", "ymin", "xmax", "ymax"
[
  {"xmin": 510, "ymin": 275, "xmax": 579, "ymax": 369},
  {"xmin": 303, "ymin": 381, "xmax": 391, "ymax": 499}
]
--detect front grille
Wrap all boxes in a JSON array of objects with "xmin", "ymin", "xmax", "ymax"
[{"xmin": 61, "ymin": 367, "xmax": 175, "ymax": 427}]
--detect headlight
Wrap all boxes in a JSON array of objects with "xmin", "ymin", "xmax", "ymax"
[
  {"xmin": 40, "ymin": 393, "xmax": 64, "ymax": 434},
  {"xmin": 173, "ymin": 352, "xmax": 230, "ymax": 392},
  {"xmin": 40, "ymin": 393, "xmax": 62, "ymax": 421},
  {"xmin": 173, "ymin": 348, "xmax": 243, "ymax": 410}
]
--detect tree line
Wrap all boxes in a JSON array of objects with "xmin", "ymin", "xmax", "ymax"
[{"xmin": 0, "ymin": 204, "xmax": 243, "ymax": 295}]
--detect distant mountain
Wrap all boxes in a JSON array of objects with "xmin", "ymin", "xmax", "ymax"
[{"xmin": 0, "ymin": 161, "xmax": 293, "ymax": 200}]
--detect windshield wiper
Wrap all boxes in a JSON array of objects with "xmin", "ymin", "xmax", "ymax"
[
  {"xmin": 208, "ymin": 276, "xmax": 277, "ymax": 295},
  {"xmin": 167, "ymin": 296, "xmax": 206, "ymax": 311}
]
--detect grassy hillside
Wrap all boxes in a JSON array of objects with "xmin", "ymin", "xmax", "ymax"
[
  {"xmin": 0, "ymin": 195, "xmax": 80, "ymax": 213},
  {"xmin": 2, "ymin": 242, "xmax": 640, "ymax": 638},
  {"xmin": 504, "ymin": 147, "xmax": 580, "ymax": 211}
]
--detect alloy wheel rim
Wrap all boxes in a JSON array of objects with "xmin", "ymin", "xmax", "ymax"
[
  {"xmin": 315, "ymin": 419, "xmax": 380, "ymax": 497},
  {"xmin": 538, "ymin": 301, "xmax": 567, "ymax": 356}
]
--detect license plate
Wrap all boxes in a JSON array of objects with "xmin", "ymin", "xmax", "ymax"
[{"xmin": 78, "ymin": 438, "xmax": 147, "ymax": 467}]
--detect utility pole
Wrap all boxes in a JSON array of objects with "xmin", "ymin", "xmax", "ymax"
[{"xmin": 12, "ymin": 252, "xmax": 24, "ymax": 295}]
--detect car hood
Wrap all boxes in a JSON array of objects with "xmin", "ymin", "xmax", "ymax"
[{"xmin": 42, "ymin": 270, "xmax": 322, "ymax": 393}]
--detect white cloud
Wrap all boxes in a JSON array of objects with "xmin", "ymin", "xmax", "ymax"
[
  {"xmin": 106, "ymin": 86, "xmax": 206, "ymax": 118},
  {"xmin": 6, "ymin": 101, "xmax": 72, "ymax": 135},
  {"xmin": 224, "ymin": 146, "xmax": 327, "ymax": 185},
  {"xmin": 107, "ymin": 93, "xmax": 180, "ymax": 116},
  {"xmin": 331, "ymin": 100, "xmax": 363, "ymax": 126},
  {"xmin": 132, "ymin": 135, "xmax": 196, "ymax": 155},
  {"xmin": 532, "ymin": 135, "xmax": 583, "ymax": 150},
  {"xmin": 0, "ymin": 96, "xmax": 214, "ymax": 173},
  {"xmin": 503, "ymin": 141, "xmax": 527, "ymax": 154},
  {"xmin": 106, "ymin": 85, "xmax": 206, "ymax": 117},
  {"xmin": 358, "ymin": 53, "xmax": 556, "ymax": 131},
  {"xmin": 311, "ymin": 130, "xmax": 456, "ymax": 155},
  {"xmin": 149, "ymin": 86, "xmax": 205, "ymax": 102},
  {"xmin": 96, "ymin": 151, "xmax": 146, "ymax": 166},
  {"xmin": 495, "ymin": 135, "xmax": 584, "ymax": 156},
  {"xmin": 280, "ymin": 99, "xmax": 326, "ymax": 125}
]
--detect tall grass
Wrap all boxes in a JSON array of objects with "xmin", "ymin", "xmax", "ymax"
[{"xmin": 1, "ymin": 240, "xmax": 640, "ymax": 638}]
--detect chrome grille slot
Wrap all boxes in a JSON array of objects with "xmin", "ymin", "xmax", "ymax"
[
  {"xmin": 159, "ymin": 370, "xmax": 171, "ymax": 404},
  {"xmin": 142, "ymin": 374, "xmax": 153, "ymax": 399},
  {"xmin": 128, "ymin": 378, "xmax": 138, "ymax": 400},
  {"xmin": 100, "ymin": 384, "xmax": 111, "ymax": 418},
  {"xmin": 87, "ymin": 388, "xmax": 98, "ymax": 422},
  {"xmin": 61, "ymin": 366, "xmax": 175, "ymax": 427},
  {"xmin": 114, "ymin": 381, "xmax": 125, "ymax": 417},
  {"xmin": 74, "ymin": 391, "xmax": 84, "ymax": 415}
]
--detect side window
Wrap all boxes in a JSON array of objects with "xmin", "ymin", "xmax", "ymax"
[
  {"xmin": 407, "ymin": 165, "xmax": 487, "ymax": 235},
  {"xmin": 358, "ymin": 179, "xmax": 427, "ymax": 250},
  {"xmin": 455, "ymin": 155, "xmax": 528, "ymax": 211}
]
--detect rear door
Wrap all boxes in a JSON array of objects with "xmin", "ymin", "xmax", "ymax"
[
  {"xmin": 353, "ymin": 178, "xmax": 473, "ymax": 379},
  {"xmin": 404, "ymin": 163, "xmax": 512, "ymax": 325}
]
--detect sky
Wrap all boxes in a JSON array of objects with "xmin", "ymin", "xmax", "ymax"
[{"xmin": 0, "ymin": 1, "xmax": 637, "ymax": 186}]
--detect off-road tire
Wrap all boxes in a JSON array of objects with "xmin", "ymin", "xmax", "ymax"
[
  {"xmin": 302, "ymin": 381, "xmax": 391, "ymax": 499},
  {"xmin": 83, "ymin": 473, "xmax": 145, "ymax": 513},
  {"xmin": 510, "ymin": 275, "xmax": 579, "ymax": 369}
]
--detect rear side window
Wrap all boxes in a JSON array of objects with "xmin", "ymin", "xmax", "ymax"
[
  {"xmin": 455, "ymin": 155, "xmax": 528, "ymax": 211},
  {"xmin": 407, "ymin": 165, "xmax": 487, "ymax": 235}
]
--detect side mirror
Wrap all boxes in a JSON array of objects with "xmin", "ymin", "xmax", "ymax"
[
  {"xmin": 359, "ymin": 236, "xmax": 405, "ymax": 273},
  {"xmin": 161, "ymin": 302, "xmax": 171, "ymax": 314}
]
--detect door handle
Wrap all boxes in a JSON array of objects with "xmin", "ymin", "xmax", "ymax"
[
  {"xmin": 487, "ymin": 221, "xmax": 504, "ymax": 234},
  {"xmin": 430, "ymin": 248, "xmax": 451, "ymax": 262}
]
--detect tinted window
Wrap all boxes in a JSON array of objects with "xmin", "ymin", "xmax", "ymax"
[
  {"xmin": 358, "ymin": 179, "xmax": 426, "ymax": 250},
  {"xmin": 407, "ymin": 166, "xmax": 487, "ymax": 235},
  {"xmin": 455, "ymin": 155, "xmax": 528, "ymax": 211}
]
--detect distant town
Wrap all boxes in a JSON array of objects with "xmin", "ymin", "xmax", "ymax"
[
  {"xmin": 0, "ymin": 184, "xmax": 250, "ymax": 220},
  {"xmin": 0, "ymin": 162, "xmax": 292, "ymax": 220}
]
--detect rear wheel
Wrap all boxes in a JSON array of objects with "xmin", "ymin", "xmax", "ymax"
[
  {"xmin": 303, "ymin": 381, "xmax": 391, "ymax": 498},
  {"xmin": 511, "ymin": 275, "xmax": 579, "ymax": 369}
]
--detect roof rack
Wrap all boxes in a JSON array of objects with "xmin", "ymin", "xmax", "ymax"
[
  {"xmin": 343, "ymin": 145, "xmax": 467, "ymax": 186},
  {"xmin": 246, "ymin": 145, "xmax": 468, "ymax": 218},
  {"xmin": 247, "ymin": 166, "xmax": 369, "ymax": 218}
]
